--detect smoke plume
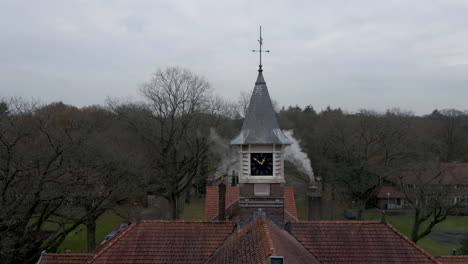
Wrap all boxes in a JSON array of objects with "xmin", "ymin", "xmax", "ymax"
[
  {"xmin": 283, "ymin": 130, "xmax": 315, "ymax": 184},
  {"xmin": 208, "ymin": 128, "xmax": 239, "ymax": 181}
]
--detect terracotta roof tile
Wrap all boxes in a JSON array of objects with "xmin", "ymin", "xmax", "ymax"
[
  {"xmin": 204, "ymin": 186, "xmax": 240, "ymax": 220},
  {"xmin": 290, "ymin": 221, "xmax": 439, "ymax": 263},
  {"xmin": 436, "ymin": 256, "xmax": 468, "ymax": 264},
  {"xmin": 87, "ymin": 220, "xmax": 235, "ymax": 264},
  {"xmin": 284, "ymin": 186, "xmax": 299, "ymax": 219},
  {"xmin": 206, "ymin": 216, "xmax": 319, "ymax": 264},
  {"xmin": 41, "ymin": 253, "xmax": 93, "ymax": 264}
]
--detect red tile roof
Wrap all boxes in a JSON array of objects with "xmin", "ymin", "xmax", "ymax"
[
  {"xmin": 376, "ymin": 185, "xmax": 407, "ymax": 198},
  {"xmin": 42, "ymin": 219, "xmax": 447, "ymax": 264},
  {"xmin": 87, "ymin": 220, "xmax": 235, "ymax": 264},
  {"xmin": 204, "ymin": 186, "xmax": 240, "ymax": 220},
  {"xmin": 41, "ymin": 253, "xmax": 93, "ymax": 264},
  {"xmin": 204, "ymin": 186, "xmax": 299, "ymax": 220},
  {"xmin": 290, "ymin": 221, "xmax": 439, "ymax": 263},
  {"xmin": 206, "ymin": 216, "xmax": 319, "ymax": 264},
  {"xmin": 283, "ymin": 186, "xmax": 298, "ymax": 220},
  {"xmin": 436, "ymin": 256, "xmax": 468, "ymax": 264}
]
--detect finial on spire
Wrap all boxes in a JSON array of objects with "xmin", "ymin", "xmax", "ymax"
[{"xmin": 252, "ymin": 26, "xmax": 270, "ymax": 72}]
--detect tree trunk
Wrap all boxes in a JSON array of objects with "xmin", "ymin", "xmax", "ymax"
[
  {"xmin": 357, "ymin": 207, "xmax": 363, "ymax": 221},
  {"xmin": 185, "ymin": 188, "xmax": 191, "ymax": 204},
  {"xmin": 86, "ymin": 218, "xmax": 97, "ymax": 252},
  {"xmin": 411, "ymin": 209, "xmax": 421, "ymax": 242},
  {"xmin": 356, "ymin": 200, "xmax": 365, "ymax": 220},
  {"xmin": 169, "ymin": 194, "xmax": 180, "ymax": 220}
]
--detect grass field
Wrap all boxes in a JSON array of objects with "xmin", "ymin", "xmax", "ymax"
[
  {"xmin": 57, "ymin": 201, "xmax": 203, "ymax": 253},
  {"xmin": 180, "ymin": 199, "xmax": 205, "ymax": 220},
  {"xmin": 57, "ymin": 213, "xmax": 127, "ymax": 253},
  {"xmin": 365, "ymin": 215, "xmax": 468, "ymax": 256}
]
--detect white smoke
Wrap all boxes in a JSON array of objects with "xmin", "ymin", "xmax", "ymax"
[
  {"xmin": 208, "ymin": 128, "xmax": 239, "ymax": 182},
  {"xmin": 283, "ymin": 130, "xmax": 315, "ymax": 184}
]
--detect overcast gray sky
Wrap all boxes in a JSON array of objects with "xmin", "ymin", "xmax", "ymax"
[{"xmin": 1, "ymin": 0, "xmax": 468, "ymax": 115}]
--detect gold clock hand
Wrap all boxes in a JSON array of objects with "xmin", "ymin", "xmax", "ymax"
[{"xmin": 253, "ymin": 158, "xmax": 261, "ymax": 164}]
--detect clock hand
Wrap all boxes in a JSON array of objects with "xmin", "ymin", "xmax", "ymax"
[
  {"xmin": 253, "ymin": 158, "xmax": 262, "ymax": 164},
  {"xmin": 261, "ymin": 158, "xmax": 266, "ymax": 165}
]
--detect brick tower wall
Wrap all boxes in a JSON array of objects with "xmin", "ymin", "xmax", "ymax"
[{"xmin": 238, "ymin": 183, "xmax": 285, "ymax": 227}]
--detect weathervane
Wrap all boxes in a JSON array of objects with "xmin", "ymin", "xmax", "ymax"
[{"xmin": 252, "ymin": 26, "xmax": 269, "ymax": 71}]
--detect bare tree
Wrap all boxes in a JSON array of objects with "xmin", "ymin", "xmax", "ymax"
[
  {"xmin": 236, "ymin": 90, "xmax": 251, "ymax": 118},
  {"xmin": 310, "ymin": 110, "xmax": 412, "ymax": 219},
  {"xmin": 428, "ymin": 109, "xmax": 467, "ymax": 162},
  {"xmin": 396, "ymin": 162, "xmax": 464, "ymax": 243},
  {"xmin": 113, "ymin": 67, "xmax": 223, "ymax": 219},
  {"xmin": 0, "ymin": 100, "xmax": 133, "ymax": 262},
  {"xmin": 52, "ymin": 106, "xmax": 132, "ymax": 251},
  {"xmin": 0, "ymin": 100, "xmax": 87, "ymax": 263}
]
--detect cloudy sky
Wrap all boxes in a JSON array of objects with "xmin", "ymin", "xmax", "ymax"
[{"xmin": 1, "ymin": 0, "xmax": 468, "ymax": 115}]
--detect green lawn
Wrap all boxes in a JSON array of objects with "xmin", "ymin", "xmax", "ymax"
[
  {"xmin": 57, "ymin": 201, "xmax": 203, "ymax": 253},
  {"xmin": 57, "ymin": 213, "xmax": 127, "ymax": 253},
  {"xmin": 365, "ymin": 215, "xmax": 468, "ymax": 256},
  {"xmin": 180, "ymin": 199, "xmax": 205, "ymax": 220},
  {"xmin": 297, "ymin": 202, "xmax": 307, "ymax": 220}
]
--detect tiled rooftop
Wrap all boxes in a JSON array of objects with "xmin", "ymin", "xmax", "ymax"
[
  {"xmin": 206, "ymin": 216, "xmax": 319, "ymax": 264},
  {"xmin": 290, "ymin": 221, "xmax": 439, "ymax": 263},
  {"xmin": 436, "ymin": 256, "xmax": 468, "ymax": 264},
  {"xmin": 87, "ymin": 221, "xmax": 235, "ymax": 264},
  {"xmin": 42, "ymin": 219, "xmax": 454, "ymax": 264},
  {"xmin": 283, "ymin": 186, "xmax": 298, "ymax": 220},
  {"xmin": 204, "ymin": 186, "xmax": 240, "ymax": 220}
]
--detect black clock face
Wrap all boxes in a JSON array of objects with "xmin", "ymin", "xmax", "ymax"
[{"xmin": 250, "ymin": 153, "xmax": 273, "ymax": 176}]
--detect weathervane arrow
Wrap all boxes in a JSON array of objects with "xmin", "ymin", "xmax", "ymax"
[{"xmin": 252, "ymin": 26, "xmax": 269, "ymax": 71}]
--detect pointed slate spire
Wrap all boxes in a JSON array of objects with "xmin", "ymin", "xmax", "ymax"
[{"xmin": 231, "ymin": 68, "xmax": 292, "ymax": 145}]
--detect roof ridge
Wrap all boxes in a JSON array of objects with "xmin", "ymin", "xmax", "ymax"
[
  {"xmin": 203, "ymin": 222, "xmax": 238, "ymax": 263},
  {"xmin": 383, "ymin": 222, "xmax": 440, "ymax": 264},
  {"xmin": 284, "ymin": 210, "xmax": 299, "ymax": 222},
  {"xmin": 210, "ymin": 200, "xmax": 240, "ymax": 221},
  {"xmin": 87, "ymin": 221, "xmax": 138, "ymax": 264},
  {"xmin": 260, "ymin": 216, "xmax": 277, "ymax": 256},
  {"xmin": 286, "ymin": 222, "xmax": 324, "ymax": 263}
]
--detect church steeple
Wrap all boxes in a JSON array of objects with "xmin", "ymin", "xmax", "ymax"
[
  {"xmin": 231, "ymin": 70, "xmax": 292, "ymax": 145},
  {"xmin": 231, "ymin": 26, "xmax": 291, "ymax": 146}
]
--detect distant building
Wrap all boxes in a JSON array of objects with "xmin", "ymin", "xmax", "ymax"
[{"xmin": 375, "ymin": 163, "xmax": 468, "ymax": 211}]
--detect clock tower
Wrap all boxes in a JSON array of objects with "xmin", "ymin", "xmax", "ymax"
[
  {"xmin": 231, "ymin": 68, "xmax": 292, "ymax": 183},
  {"xmin": 231, "ymin": 32, "xmax": 292, "ymax": 225}
]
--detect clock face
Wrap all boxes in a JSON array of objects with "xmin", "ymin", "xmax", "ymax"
[{"xmin": 250, "ymin": 153, "xmax": 273, "ymax": 176}]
